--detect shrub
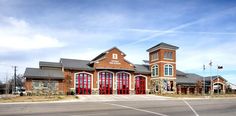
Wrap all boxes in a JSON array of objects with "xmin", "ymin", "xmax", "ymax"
[
  {"xmin": 57, "ymin": 96, "xmax": 64, "ymax": 99},
  {"xmin": 75, "ymin": 96, "xmax": 79, "ymax": 99}
]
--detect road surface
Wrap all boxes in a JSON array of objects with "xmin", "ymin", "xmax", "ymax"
[{"xmin": 0, "ymin": 99, "xmax": 236, "ymax": 116}]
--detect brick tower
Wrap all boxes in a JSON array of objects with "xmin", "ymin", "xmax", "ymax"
[{"xmin": 147, "ymin": 42, "xmax": 179, "ymax": 94}]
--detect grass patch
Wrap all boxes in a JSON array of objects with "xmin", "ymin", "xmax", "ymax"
[
  {"xmin": 0, "ymin": 95, "xmax": 78, "ymax": 103},
  {"xmin": 157, "ymin": 93, "xmax": 236, "ymax": 98}
]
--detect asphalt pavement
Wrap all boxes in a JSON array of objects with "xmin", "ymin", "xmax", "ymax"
[{"xmin": 0, "ymin": 96, "xmax": 236, "ymax": 116}]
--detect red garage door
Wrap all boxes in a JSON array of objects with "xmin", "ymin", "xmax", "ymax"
[
  {"xmin": 117, "ymin": 73, "xmax": 129, "ymax": 94},
  {"xmin": 77, "ymin": 73, "xmax": 91, "ymax": 95},
  {"xmin": 135, "ymin": 76, "xmax": 146, "ymax": 94},
  {"xmin": 99, "ymin": 72, "xmax": 113, "ymax": 95}
]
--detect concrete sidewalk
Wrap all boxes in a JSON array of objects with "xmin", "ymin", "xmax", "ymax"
[{"xmin": 77, "ymin": 95, "xmax": 171, "ymax": 102}]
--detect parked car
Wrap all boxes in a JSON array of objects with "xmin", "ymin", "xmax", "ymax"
[{"xmin": 13, "ymin": 87, "xmax": 27, "ymax": 96}]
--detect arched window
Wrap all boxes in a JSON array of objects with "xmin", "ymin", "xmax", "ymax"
[
  {"xmin": 151, "ymin": 65, "xmax": 158, "ymax": 77},
  {"xmin": 164, "ymin": 64, "xmax": 173, "ymax": 76}
]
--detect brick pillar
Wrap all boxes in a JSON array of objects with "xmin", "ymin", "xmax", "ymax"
[
  {"xmin": 178, "ymin": 85, "xmax": 181, "ymax": 94},
  {"xmin": 223, "ymin": 84, "xmax": 226, "ymax": 94},
  {"xmin": 194, "ymin": 87, "xmax": 197, "ymax": 95},
  {"xmin": 173, "ymin": 80, "xmax": 177, "ymax": 94},
  {"xmin": 187, "ymin": 87, "xmax": 190, "ymax": 95}
]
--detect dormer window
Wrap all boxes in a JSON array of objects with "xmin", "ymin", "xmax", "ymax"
[
  {"xmin": 151, "ymin": 52, "xmax": 158, "ymax": 61},
  {"xmin": 112, "ymin": 53, "xmax": 118, "ymax": 59},
  {"xmin": 164, "ymin": 52, "xmax": 173, "ymax": 60}
]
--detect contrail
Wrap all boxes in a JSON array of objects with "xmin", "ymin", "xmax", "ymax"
[{"xmin": 122, "ymin": 6, "xmax": 236, "ymax": 47}]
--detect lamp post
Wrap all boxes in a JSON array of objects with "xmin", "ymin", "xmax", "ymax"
[
  {"xmin": 217, "ymin": 65, "xmax": 223, "ymax": 94},
  {"xmin": 203, "ymin": 64, "xmax": 206, "ymax": 96},
  {"xmin": 209, "ymin": 60, "xmax": 213, "ymax": 95}
]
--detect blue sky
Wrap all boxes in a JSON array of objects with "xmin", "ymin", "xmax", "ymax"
[{"xmin": 0, "ymin": 0, "xmax": 236, "ymax": 84}]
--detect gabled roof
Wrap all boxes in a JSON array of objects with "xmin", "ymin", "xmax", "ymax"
[
  {"xmin": 229, "ymin": 83, "xmax": 236, "ymax": 90},
  {"xmin": 134, "ymin": 64, "xmax": 150, "ymax": 74},
  {"xmin": 176, "ymin": 76, "xmax": 197, "ymax": 84},
  {"xmin": 91, "ymin": 47, "xmax": 126, "ymax": 63},
  {"xmin": 176, "ymin": 72, "xmax": 203, "ymax": 84},
  {"xmin": 205, "ymin": 76, "xmax": 227, "ymax": 82},
  {"xmin": 186, "ymin": 73, "xmax": 203, "ymax": 80},
  {"xmin": 146, "ymin": 42, "xmax": 179, "ymax": 52},
  {"xmin": 176, "ymin": 70, "xmax": 186, "ymax": 76},
  {"xmin": 39, "ymin": 61, "xmax": 62, "ymax": 68},
  {"xmin": 60, "ymin": 58, "xmax": 94, "ymax": 71},
  {"xmin": 24, "ymin": 68, "xmax": 64, "ymax": 79}
]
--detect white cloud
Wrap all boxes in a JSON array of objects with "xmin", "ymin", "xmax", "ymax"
[{"xmin": 0, "ymin": 16, "xmax": 65, "ymax": 53}]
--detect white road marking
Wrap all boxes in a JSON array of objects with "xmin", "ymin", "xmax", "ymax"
[
  {"xmin": 71, "ymin": 113, "xmax": 108, "ymax": 116},
  {"xmin": 105, "ymin": 103, "xmax": 169, "ymax": 116},
  {"xmin": 183, "ymin": 100, "xmax": 199, "ymax": 116}
]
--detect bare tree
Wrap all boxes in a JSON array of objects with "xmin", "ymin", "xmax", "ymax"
[{"xmin": 7, "ymin": 74, "xmax": 24, "ymax": 94}]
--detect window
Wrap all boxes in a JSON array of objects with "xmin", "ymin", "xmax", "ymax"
[
  {"xmin": 164, "ymin": 64, "xmax": 173, "ymax": 76},
  {"xmin": 112, "ymin": 53, "xmax": 118, "ymax": 59},
  {"xmin": 155, "ymin": 81, "xmax": 158, "ymax": 91},
  {"xmin": 151, "ymin": 52, "xmax": 158, "ymax": 61},
  {"xmin": 164, "ymin": 52, "xmax": 173, "ymax": 59},
  {"xmin": 43, "ymin": 81, "xmax": 48, "ymax": 87},
  {"xmin": 151, "ymin": 65, "xmax": 158, "ymax": 77},
  {"xmin": 33, "ymin": 81, "xmax": 39, "ymax": 87},
  {"xmin": 163, "ymin": 80, "xmax": 174, "ymax": 91}
]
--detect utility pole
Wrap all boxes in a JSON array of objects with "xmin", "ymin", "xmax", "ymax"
[
  {"xmin": 14, "ymin": 66, "xmax": 17, "ymax": 94},
  {"xmin": 5, "ymin": 73, "xmax": 8, "ymax": 95},
  {"xmin": 203, "ymin": 64, "xmax": 206, "ymax": 96}
]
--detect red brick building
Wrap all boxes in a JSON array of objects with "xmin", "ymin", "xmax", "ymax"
[{"xmin": 24, "ymin": 42, "xmax": 227, "ymax": 95}]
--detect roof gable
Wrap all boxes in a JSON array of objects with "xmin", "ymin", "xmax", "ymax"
[
  {"xmin": 91, "ymin": 47, "xmax": 126, "ymax": 63},
  {"xmin": 93, "ymin": 47, "xmax": 134, "ymax": 70}
]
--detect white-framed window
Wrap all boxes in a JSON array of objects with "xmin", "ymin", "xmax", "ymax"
[
  {"xmin": 151, "ymin": 52, "xmax": 158, "ymax": 61},
  {"xmin": 151, "ymin": 65, "xmax": 158, "ymax": 77},
  {"xmin": 164, "ymin": 64, "xmax": 173, "ymax": 76},
  {"xmin": 112, "ymin": 53, "xmax": 118, "ymax": 59},
  {"xmin": 164, "ymin": 52, "xmax": 173, "ymax": 59}
]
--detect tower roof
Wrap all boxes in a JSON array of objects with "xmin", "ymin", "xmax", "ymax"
[{"xmin": 146, "ymin": 42, "xmax": 179, "ymax": 52}]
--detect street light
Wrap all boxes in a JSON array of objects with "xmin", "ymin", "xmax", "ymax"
[
  {"xmin": 209, "ymin": 60, "xmax": 213, "ymax": 95},
  {"xmin": 217, "ymin": 65, "xmax": 223, "ymax": 94},
  {"xmin": 203, "ymin": 64, "xmax": 206, "ymax": 95}
]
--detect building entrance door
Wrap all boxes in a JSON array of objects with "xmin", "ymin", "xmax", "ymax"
[
  {"xmin": 99, "ymin": 72, "xmax": 113, "ymax": 94},
  {"xmin": 135, "ymin": 76, "xmax": 146, "ymax": 94},
  {"xmin": 76, "ymin": 73, "xmax": 91, "ymax": 95},
  {"xmin": 117, "ymin": 73, "xmax": 129, "ymax": 94}
]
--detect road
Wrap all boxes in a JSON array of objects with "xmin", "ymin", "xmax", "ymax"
[{"xmin": 0, "ymin": 99, "xmax": 236, "ymax": 116}]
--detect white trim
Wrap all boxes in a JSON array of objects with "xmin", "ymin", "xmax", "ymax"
[
  {"xmin": 74, "ymin": 72, "xmax": 93, "ymax": 93},
  {"xmin": 134, "ymin": 74, "xmax": 148, "ymax": 93},
  {"xmin": 213, "ymin": 82, "xmax": 225, "ymax": 86},
  {"xmin": 159, "ymin": 77, "xmax": 176, "ymax": 79},
  {"xmin": 149, "ymin": 61, "xmax": 176, "ymax": 65},
  {"xmin": 164, "ymin": 64, "xmax": 174, "ymax": 76},
  {"xmin": 163, "ymin": 58, "xmax": 174, "ymax": 61},
  {"xmin": 116, "ymin": 71, "xmax": 132, "ymax": 92},
  {"xmin": 148, "ymin": 47, "xmax": 177, "ymax": 53},
  {"xmin": 97, "ymin": 70, "xmax": 115, "ymax": 94}
]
